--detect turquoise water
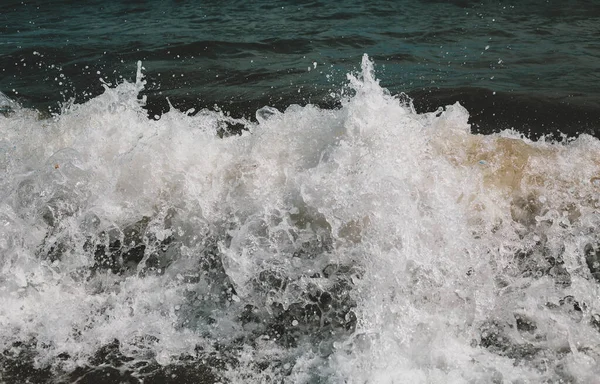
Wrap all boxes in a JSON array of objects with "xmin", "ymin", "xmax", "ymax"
[{"xmin": 2, "ymin": 0, "xmax": 600, "ymax": 135}]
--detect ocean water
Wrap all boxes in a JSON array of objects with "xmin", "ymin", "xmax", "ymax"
[{"xmin": 1, "ymin": 1, "xmax": 600, "ymax": 383}]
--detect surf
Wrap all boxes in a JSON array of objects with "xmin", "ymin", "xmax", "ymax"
[{"xmin": 1, "ymin": 55, "xmax": 599, "ymax": 383}]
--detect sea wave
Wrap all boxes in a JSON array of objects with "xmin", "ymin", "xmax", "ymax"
[{"xmin": 1, "ymin": 56, "xmax": 600, "ymax": 383}]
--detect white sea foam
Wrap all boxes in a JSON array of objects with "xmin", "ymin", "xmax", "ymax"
[{"xmin": 1, "ymin": 56, "xmax": 600, "ymax": 382}]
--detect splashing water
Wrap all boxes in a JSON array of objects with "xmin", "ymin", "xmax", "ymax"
[{"xmin": 1, "ymin": 55, "xmax": 600, "ymax": 383}]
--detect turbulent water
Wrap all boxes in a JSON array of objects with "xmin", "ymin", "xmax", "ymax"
[
  {"xmin": 2, "ymin": 1, "xmax": 600, "ymax": 383},
  {"xmin": 1, "ymin": 56, "xmax": 599, "ymax": 383}
]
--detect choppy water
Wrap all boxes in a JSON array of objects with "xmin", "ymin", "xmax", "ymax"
[
  {"xmin": 1, "ymin": 1, "xmax": 600, "ymax": 383},
  {"xmin": 2, "ymin": 0, "xmax": 600, "ymax": 136}
]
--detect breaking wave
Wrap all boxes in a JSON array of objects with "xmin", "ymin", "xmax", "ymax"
[{"xmin": 1, "ymin": 55, "xmax": 600, "ymax": 383}]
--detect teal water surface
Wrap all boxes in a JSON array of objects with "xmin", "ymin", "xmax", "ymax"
[{"xmin": 1, "ymin": 0, "xmax": 599, "ymax": 135}]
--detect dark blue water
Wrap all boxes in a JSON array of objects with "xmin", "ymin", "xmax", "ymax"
[{"xmin": 2, "ymin": 0, "xmax": 599, "ymax": 136}]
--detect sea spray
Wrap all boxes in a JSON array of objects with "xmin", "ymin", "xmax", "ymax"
[{"xmin": 1, "ymin": 55, "xmax": 600, "ymax": 383}]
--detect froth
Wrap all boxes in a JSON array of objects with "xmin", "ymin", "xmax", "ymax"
[{"xmin": 1, "ymin": 55, "xmax": 600, "ymax": 383}]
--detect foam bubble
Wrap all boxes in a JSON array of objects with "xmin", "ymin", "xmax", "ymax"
[{"xmin": 1, "ymin": 54, "xmax": 600, "ymax": 382}]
